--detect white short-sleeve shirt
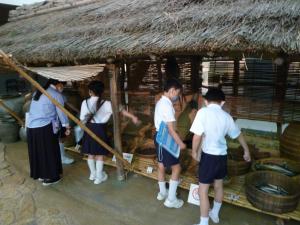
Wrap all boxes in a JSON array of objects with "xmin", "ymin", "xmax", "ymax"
[
  {"xmin": 154, "ymin": 95, "xmax": 176, "ymax": 131},
  {"xmin": 190, "ymin": 103, "xmax": 241, "ymax": 155},
  {"xmin": 80, "ymin": 96, "xmax": 113, "ymax": 124}
]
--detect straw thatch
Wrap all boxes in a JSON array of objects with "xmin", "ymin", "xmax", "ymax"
[{"xmin": 0, "ymin": 0, "xmax": 299, "ymax": 65}]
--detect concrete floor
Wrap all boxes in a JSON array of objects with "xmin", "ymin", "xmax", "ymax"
[{"xmin": 3, "ymin": 141, "xmax": 300, "ymax": 225}]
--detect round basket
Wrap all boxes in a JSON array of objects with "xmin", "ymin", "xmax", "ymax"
[
  {"xmin": 245, "ymin": 171, "xmax": 300, "ymax": 213},
  {"xmin": 280, "ymin": 122, "xmax": 300, "ymax": 161},
  {"xmin": 135, "ymin": 141, "xmax": 156, "ymax": 159},
  {"xmin": 227, "ymin": 148, "xmax": 251, "ymax": 176},
  {"xmin": 252, "ymin": 157, "xmax": 300, "ymax": 178}
]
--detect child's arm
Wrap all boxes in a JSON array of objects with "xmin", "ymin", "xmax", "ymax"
[
  {"xmin": 121, "ymin": 109, "xmax": 140, "ymax": 125},
  {"xmin": 237, "ymin": 133, "xmax": 251, "ymax": 162},
  {"xmin": 167, "ymin": 121, "xmax": 186, "ymax": 150},
  {"xmin": 192, "ymin": 134, "xmax": 202, "ymax": 161}
]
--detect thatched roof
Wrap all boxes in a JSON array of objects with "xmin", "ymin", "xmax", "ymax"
[{"xmin": 0, "ymin": 0, "xmax": 299, "ymax": 65}]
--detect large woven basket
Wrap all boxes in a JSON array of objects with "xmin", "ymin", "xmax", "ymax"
[
  {"xmin": 245, "ymin": 171, "xmax": 300, "ymax": 213},
  {"xmin": 280, "ymin": 121, "xmax": 300, "ymax": 161},
  {"xmin": 251, "ymin": 157, "xmax": 300, "ymax": 178},
  {"xmin": 227, "ymin": 148, "xmax": 251, "ymax": 176}
]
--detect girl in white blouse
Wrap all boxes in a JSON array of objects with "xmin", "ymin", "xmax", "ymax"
[{"xmin": 80, "ymin": 81, "xmax": 139, "ymax": 184}]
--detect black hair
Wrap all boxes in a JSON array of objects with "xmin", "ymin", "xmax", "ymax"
[
  {"xmin": 204, "ymin": 88, "xmax": 225, "ymax": 102},
  {"xmin": 163, "ymin": 78, "xmax": 183, "ymax": 92},
  {"xmin": 88, "ymin": 80, "xmax": 105, "ymax": 112},
  {"xmin": 33, "ymin": 79, "xmax": 64, "ymax": 101}
]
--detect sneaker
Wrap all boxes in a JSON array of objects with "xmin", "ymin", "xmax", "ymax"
[
  {"xmin": 164, "ymin": 198, "xmax": 184, "ymax": 208},
  {"xmin": 157, "ymin": 191, "xmax": 168, "ymax": 201},
  {"xmin": 38, "ymin": 178, "xmax": 43, "ymax": 182},
  {"xmin": 42, "ymin": 177, "xmax": 61, "ymax": 186},
  {"xmin": 61, "ymin": 156, "xmax": 74, "ymax": 165},
  {"xmin": 209, "ymin": 210, "xmax": 219, "ymax": 223},
  {"xmin": 89, "ymin": 173, "xmax": 96, "ymax": 181},
  {"xmin": 94, "ymin": 171, "xmax": 108, "ymax": 184}
]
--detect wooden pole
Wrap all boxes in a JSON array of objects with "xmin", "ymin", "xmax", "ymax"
[
  {"xmin": 0, "ymin": 50, "xmax": 132, "ymax": 170},
  {"xmin": 0, "ymin": 99, "xmax": 24, "ymax": 126},
  {"xmin": 108, "ymin": 64, "xmax": 125, "ymax": 180}
]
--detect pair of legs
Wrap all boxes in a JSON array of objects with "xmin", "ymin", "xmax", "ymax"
[
  {"xmin": 157, "ymin": 162, "xmax": 184, "ymax": 208},
  {"xmin": 198, "ymin": 179, "xmax": 223, "ymax": 225},
  {"xmin": 87, "ymin": 154, "xmax": 107, "ymax": 184},
  {"xmin": 59, "ymin": 139, "xmax": 74, "ymax": 164}
]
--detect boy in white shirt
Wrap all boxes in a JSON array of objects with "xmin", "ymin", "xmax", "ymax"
[
  {"xmin": 154, "ymin": 78, "xmax": 186, "ymax": 208},
  {"xmin": 190, "ymin": 88, "xmax": 251, "ymax": 225}
]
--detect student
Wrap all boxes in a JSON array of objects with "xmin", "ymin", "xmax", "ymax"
[
  {"xmin": 80, "ymin": 80, "xmax": 139, "ymax": 184},
  {"xmin": 190, "ymin": 88, "xmax": 251, "ymax": 225},
  {"xmin": 27, "ymin": 79, "xmax": 71, "ymax": 186},
  {"xmin": 154, "ymin": 78, "xmax": 186, "ymax": 208}
]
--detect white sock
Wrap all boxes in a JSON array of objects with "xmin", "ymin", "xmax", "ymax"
[
  {"xmin": 200, "ymin": 217, "xmax": 209, "ymax": 225},
  {"xmin": 211, "ymin": 200, "xmax": 222, "ymax": 217},
  {"xmin": 87, "ymin": 159, "xmax": 96, "ymax": 175},
  {"xmin": 95, "ymin": 160, "xmax": 104, "ymax": 178},
  {"xmin": 168, "ymin": 179, "xmax": 179, "ymax": 201},
  {"xmin": 158, "ymin": 181, "xmax": 167, "ymax": 194},
  {"xmin": 59, "ymin": 142, "xmax": 65, "ymax": 159}
]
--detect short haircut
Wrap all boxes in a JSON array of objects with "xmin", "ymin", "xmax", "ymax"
[
  {"xmin": 163, "ymin": 78, "xmax": 182, "ymax": 92},
  {"xmin": 204, "ymin": 88, "xmax": 225, "ymax": 102}
]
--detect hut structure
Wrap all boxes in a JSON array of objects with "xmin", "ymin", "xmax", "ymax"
[{"xmin": 0, "ymin": 0, "xmax": 300, "ymax": 222}]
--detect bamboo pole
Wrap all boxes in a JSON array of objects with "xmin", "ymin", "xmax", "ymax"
[
  {"xmin": 0, "ymin": 49, "xmax": 132, "ymax": 170},
  {"xmin": 0, "ymin": 99, "xmax": 24, "ymax": 126},
  {"xmin": 108, "ymin": 64, "xmax": 125, "ymax": 180}
]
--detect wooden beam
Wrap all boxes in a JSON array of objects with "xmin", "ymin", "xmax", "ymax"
[
  {"xmin": 0, "ymin": 49, "xmax": 132, "ymax": 170},
  {"xmin": 191, "ymin": 56, "xmax": 202, "ymax": 93},
  {"xmin": 0, "ymin": 99, "xmax": 24, "ymax": 126},
  {"xmin": 108, "ymin": 64, "xmax": 125, "ymax": 180}
]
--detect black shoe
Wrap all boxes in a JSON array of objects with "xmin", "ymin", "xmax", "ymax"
[{"xmin": 42, "ymin": 177, "xmax": 61, "ymax": 186}]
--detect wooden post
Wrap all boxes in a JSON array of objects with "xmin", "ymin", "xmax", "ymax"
[
  {"xmin": 0, "ymin": 50, "xmax": 132, "ymax": 170},
  {"xmin": 108, "ymin": 63, "xmax": 125, "ymax": 180},
  {"xmin": 275, "ymin": 53, "xmax": 289, "ymax": 138},
  {"xmin": 191, "ymin": 56, "xmax": 202, "ymax": 93},
  {"xmin": 232, "ymin": 58, "xmax": 240, "ymax": 116},
  {"xmin": 0, "ymin": 99, "xmax": 24, "ymax": 126}
]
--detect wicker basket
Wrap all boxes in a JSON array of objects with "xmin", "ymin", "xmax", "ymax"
[
  {"xmin": 251, "ymin": 157, "xmax": 300, "ymax": 178},
  {"xmin": 227, "ymin": 148, "xmax": 251, "ymax": 176},
  {"xmin": 245, "ymin": 171, "xmax": 300, "ymax": 213},
  {"xmin": 280, "ymin": 121, "xmax": 300, "ymax": 161}
]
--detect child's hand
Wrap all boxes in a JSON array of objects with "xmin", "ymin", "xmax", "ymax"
[
  {"xmin": 132, "ymin": 116, "xmax": 140, "ymax": 125},
  {"xmin": 179, "ymin": 142, "xmax": 186, "ymax": 150},
  {"xmin": 192, "ymin": 150, "xmax": 200, "ymax": 162},
  {"xmin": 243, "ymin": 151, "xmax": 251, "ymax": 162}
]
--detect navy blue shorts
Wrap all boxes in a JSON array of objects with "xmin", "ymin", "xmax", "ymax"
[
  {"xmin": 198, "ymin": 152, "xmax": 227, "ymax": 184},
  {"xmin": 154, "ymin": 133, "xmax": 180, "ymax": 168}
]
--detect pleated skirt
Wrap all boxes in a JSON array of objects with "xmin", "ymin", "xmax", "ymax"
[
  {"xmin": 27, "ymin": 123, "xmax": 62, "ymax": 180},
  {"xmin": 81, "ymin": 123, "xmax": 109, "ymax": 156}
]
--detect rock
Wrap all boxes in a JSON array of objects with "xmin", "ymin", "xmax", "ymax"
[
  {"xmin": 0, "ymin": 210, "xmax": 15, "ymax": 225},
  {"xmin": 16, "ymin": 194, "xmax": 36, "ymax": 222},
  {"xmin": 3, "ymin": 173, "xmax": 25, "ymax": 186},
  {"xmin": 0, "ymin": 168, "xmax": 13, "ymax": 179}
]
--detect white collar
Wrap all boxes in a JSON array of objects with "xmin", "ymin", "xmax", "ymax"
[
  {"xmin": 161, "ymin": 95, "xmax": 172, "ymax": 104},
  {"xmin": 50, "ymin": 84, "xmax": 57, "ymax": 90},
  {"xmin": 207, "ymin": 103, "xmax": 222, "ymax": 109}
]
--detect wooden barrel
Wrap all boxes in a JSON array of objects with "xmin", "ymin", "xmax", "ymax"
[
  {"xmin": 227, "ymin": 148, "xmax": 251, "ymax": 176},
  {"xmin": 0, "ymin": 94, "xmax": 24, "ymax": 118},
  {"xmin": 251, "ymin": 157, "xmax": 300, "ymax": 178},
  {"xmin": 280, "ymin": 122, "xmax": 300, "ymax": 161},
  {"xmin": 245, "ymin": 171, "xmax": 300, "ymax": 213},
  {"xmin": 0, "ymin": 121, "xmax": 19, "ymax": 143}
]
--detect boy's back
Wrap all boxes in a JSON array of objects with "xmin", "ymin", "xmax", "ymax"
[{"xmin": 190, "ymin": 103, "xmax": 240, "ymax": 155}]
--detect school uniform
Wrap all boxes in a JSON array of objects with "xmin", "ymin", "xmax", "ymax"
[
  {"xmin": 27, "ymin": 85, "xmax": 69, "ymax": 181},
  {"xmin": 190, "ymin": 103, "xmax": 241, "ymax": 184},
  {"xmin": 80, "ymin": 96, "xmax": 113, "ymax": 156},
  {"xmin": 154, "ymin": 95, "xmax": 179, "ymax": 168}
]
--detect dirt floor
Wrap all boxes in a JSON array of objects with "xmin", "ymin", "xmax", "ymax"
[{"xmin": 0, "ymin": 141, "xmax": 299, "ymax": 225}]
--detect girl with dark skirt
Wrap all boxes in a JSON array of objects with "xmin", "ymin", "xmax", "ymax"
[
  {"xmin": 80, "ymin": 81, "xmax": 139, "ymax": 184},
  {"xmin": 27, "ymin": 79, "xmax": 70, "ymax": 186}
]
